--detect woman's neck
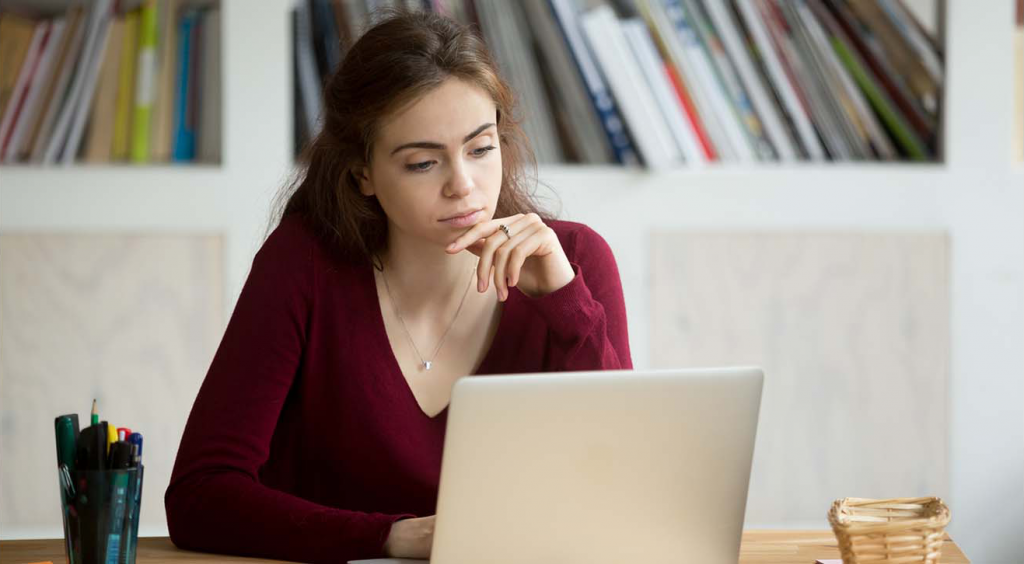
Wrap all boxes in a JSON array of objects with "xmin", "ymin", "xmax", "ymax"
[{"xmin": 378, "ymin": 232, "xmax": 479, "ymax": 315}]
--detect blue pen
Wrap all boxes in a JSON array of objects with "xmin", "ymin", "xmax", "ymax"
[{"xmin": 127, "ymin": 433, "xmax": 143, "ymax": 466}]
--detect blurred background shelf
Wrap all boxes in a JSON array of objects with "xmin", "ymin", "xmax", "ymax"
[{"xmin": 0, "ymin": 0, "xmax": 222, "ymax": 167}]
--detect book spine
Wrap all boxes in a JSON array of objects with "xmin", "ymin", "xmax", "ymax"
[
  {"xmin": 549, "ymin": 0, "xmax": 640, "ymax": 165},
  {"xmin": 112, "ymin": 9, "xmax": 139, "ymax": 161},
  {"xmin": 0, "ymin": 21, "xmax": 51, "ymax": 160},
  {"xmin": 131, "ymin": 0, "xmax": 159, "ymax": 163},
  {"xmin": 172, "ymin": 10, "xmax": 195, "ymax": 161}
]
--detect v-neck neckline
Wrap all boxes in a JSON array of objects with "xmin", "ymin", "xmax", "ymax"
[{"xmin": 366, "ymin": 263, "xmax": 510, "ymax": 421}]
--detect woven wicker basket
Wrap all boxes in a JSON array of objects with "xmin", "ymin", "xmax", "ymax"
[{"xmin": 828, "ymin": 497, "xmax": 951, "ymax": 564}]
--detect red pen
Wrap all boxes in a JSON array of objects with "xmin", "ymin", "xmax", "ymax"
[{"xmin": 117, "ymin": 427, "xmax": 132, "ymax": 441}]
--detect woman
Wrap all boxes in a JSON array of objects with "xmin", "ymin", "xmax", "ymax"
[{"xmin": 165, "ymin": 9, "xmax": 631, "ymax": 563}]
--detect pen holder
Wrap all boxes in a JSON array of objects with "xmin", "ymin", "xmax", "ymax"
[{"xmin": 57, "ymin": 465, "xmax": 145, "ymax": 564}]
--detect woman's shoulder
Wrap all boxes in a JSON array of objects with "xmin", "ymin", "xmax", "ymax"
[{"xmin": 259, "ymin": 214, "xmax": 365, "ymax": 277}]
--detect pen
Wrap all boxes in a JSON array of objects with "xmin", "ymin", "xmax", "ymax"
[
  {"xmin": 117, "ymin": 427, "xmax": 132, "ymax": 442},
  {"xmin": 127, "ymin": 433, "xmax": 143, "ymax": 467},
  {"xmin": 54, "ymin": 414, "xmax": 79, "ymax": 472}
]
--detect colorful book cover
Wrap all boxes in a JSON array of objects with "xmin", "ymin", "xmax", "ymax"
[
  {"xmin": 112, "ymin": 9, "xmax": 139, "ymax": 161},
  {"xmin": 131, "ymin": 0, "xmax": 159, "ymax": 163},
  {"xmin": 172, "ymin": 9, "xmax": 196, "ymax": 162}
]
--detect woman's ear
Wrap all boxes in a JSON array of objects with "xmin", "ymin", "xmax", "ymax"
[{"xmin": 355, "ymin": 167, "xmax": 374, "ymax": 196}]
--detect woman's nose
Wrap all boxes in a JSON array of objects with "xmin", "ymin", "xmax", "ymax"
[{"xmin": 444, "ymin": 158, "xmax": 474, "ymax": 197}]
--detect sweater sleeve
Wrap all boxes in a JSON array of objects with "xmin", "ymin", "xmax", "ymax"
[
  {"xmin": 164, "ymin": 217, "xmax": 413, "ymax": 563},
  {"xmin": 521, "ymin": 223, "xmax": 633, "ymax": 371}
]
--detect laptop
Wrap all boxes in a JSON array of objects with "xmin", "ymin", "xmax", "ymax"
[{"xmin": 351, "ymin": 366, "xmax": 764, "ymax": 564}]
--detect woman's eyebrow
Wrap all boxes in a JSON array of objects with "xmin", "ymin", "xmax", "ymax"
[{"xmin": 389, "ymin": 122, "xmax": 496, "ymax": 156}]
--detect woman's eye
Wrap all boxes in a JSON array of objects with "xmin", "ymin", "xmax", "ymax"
[
  {"xmin": 405, "ymin": 161, "xmax": 435, "ymax": 173},
  {"xmin": 471, "ymin": 145, "xmax": 496, "ymax": 157}
]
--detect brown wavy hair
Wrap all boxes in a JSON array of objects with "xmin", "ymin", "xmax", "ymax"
[{"xmin": 273, "ymin": 9, "xmax": 555, "ymax": 269}]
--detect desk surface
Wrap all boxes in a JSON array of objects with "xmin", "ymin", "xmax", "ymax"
[{"xmin": 0, "ymin": 531, "xmax": 970, "ymax": 563}]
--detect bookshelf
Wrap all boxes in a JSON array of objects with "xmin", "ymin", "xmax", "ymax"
[
  {"xmin": 0, "ymin": 0, "xmax": 222, "ymax": 166},
  {"xmin": 0, "ymin": 1, "xmax": 1021, "ymax": 562}
]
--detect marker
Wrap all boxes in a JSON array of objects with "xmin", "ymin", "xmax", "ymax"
[
  {"xmin": 117, "ymin": 427, "xmax": 132, "ymax": 442},
  {"xmin": 127, "ymin": 433, "xmax": 143, "ymax": 467},
  {"xmin": 54, "ymin": 414, "xmax": 79, "ymax": 472},
  {"xmin": 91, "ymin": 399, "xmax": 99, "ymax": 425},
  {"xmin": 106, "ymin": 422, "xmax": 118, "ymax": 455}
]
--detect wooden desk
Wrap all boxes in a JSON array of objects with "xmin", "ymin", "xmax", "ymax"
[{"xmin": 0, "ymin": 531, "xmax": 970, "ymax": 563}]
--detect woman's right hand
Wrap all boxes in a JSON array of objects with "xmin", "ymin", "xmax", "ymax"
[{"xmin": 382, "ymin": 515, "xmax": 435, "ymax": 558}]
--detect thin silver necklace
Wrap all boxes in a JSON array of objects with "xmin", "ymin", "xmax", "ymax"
[{"xmin": 380, "ymin": 258, "xmax": 478, "ymax": 372}]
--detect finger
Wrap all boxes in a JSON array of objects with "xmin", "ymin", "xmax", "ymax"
[
  {"xmin": 447, "ymin": 214, "xmax": 524, "ymax": 253},
  {"xmin": 493, "ymin": 217, "xmax": 544, "ymax": 301},
  {"xmin": 505, "ymin": 223, "xmax": 547, "ymax": 289},
  {"xmin": 476, "ymin": 214, "xmax": 535, "ymax": 292},
  {"xmin": 476, "ymin": 231, "xmax": 504, "ymax": 292},
  {"xmin": 463, "ymin": 238, "xmax": 486, "ymax": 258}
]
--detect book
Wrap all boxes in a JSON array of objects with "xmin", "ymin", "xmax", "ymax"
[
  {"xmin": 475, "ymin": 0, "xmax": 564, "ymax": 163},
  {"xmin": 760, "ymin": 0, "xmax": 850, "ymax": 159},
  {"xmin": 27, "ymin": 6, "xmax": 87, "ymax": 163},
  {"xmin": 663, "ymin": 0, "xmax": 756, "ymax": 161},
  {"xmin": 196, "ymin": 7, "xmax": 221, "ymax": 163},
  {"xmin": 807, "ymin": 0, "xmax": 928, "ymax": 160},
  {"xmin": 732, "ymin": 0, "xmax": 825, "ymax": 160},
  {"xmin": 821, "ymin": 0, "xmax": 936, "ymax": 143},
  {"xmin": 83, "ymin": 16, "xmax": 124, "ymax": 163},
  {"xmin": 681, "ymin": 0, "xmax": 773, "ymax": 159},
  {"xmin": 621, "ymin": 18, "xmax": 705, "ymax": 165},
  {"xmin": 41, "ymin": 0, "xmax": 114, "ymax": 164},
  {"xmin": 151, "ymin": 0, "xmax": 182, "ymax": 161},
  {"xmin": 795, "ymin": 0, "xmax": 897, "ymax": 160},
  {"xmin": 581, "ymin": 7, "xmax": 679, "ymax": 170},
  {"xmin": 637, "ymin": 0, "xmax": 718, "ymax": 160},
  {"xmin": 548, "ymin": 0, "xmax": 640, "ymax": 165},
  {"xmin": 113, "ymin": 8, "xmax": 139, "ymax": 161},
  {"xmin": 131, "ymin": 0, "xmax": 160, "ymax": 163},
  {"xmin": 61, "ymin": 3, "xmax": 115, "ymax": 164},
  {"xmin": 844, "ymin": 0, "xmax": 939, "ymax": 115},
  {"xmin": 4, "ymin": 18, "xmax": 66, "ymax": 163},
  {"xmin": 172, "ymin": 9, "xmax": 199, "ymax": 162},
  {"xmin": 0, "ymin": 13, "xmax": 37, "ymax": 121},
  {"xmin": 0, "ymin": 20, "xmax": 51, "ymax": 160},
  {"xmin": 522, "ymin": 0, "xmax": 614, "ymax": 164},
  {"xmin": 704, "ymin": 0, "xmax": 798, "ymax": 161}
]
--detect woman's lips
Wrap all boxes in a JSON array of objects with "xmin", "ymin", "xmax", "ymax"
[{"xmin": 440, "ymin": 209, "xmax": 482, "ymax": 227}]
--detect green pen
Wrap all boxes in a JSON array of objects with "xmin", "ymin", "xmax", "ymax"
[{"xmin": 54, "ymin": 414, "xmax": 79, "ymax": 472}]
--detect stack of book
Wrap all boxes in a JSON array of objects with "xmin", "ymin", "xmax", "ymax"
[
  {"xmin": 292, "ymin": 0, "xmax": 944, "ymax": 168},
  {"xmin": 0, "ymin": 0, "xmax": 221, "ymax": 166}
]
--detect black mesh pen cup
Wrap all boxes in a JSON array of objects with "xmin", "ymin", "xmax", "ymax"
[{"xmin": 57, "ymin": 465, "xmax": 145, "ymax": 564}]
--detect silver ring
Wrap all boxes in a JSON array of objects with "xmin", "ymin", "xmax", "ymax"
[{"xmin": 499, "ymin": 224, "xmax": 512, "ymax": 239}]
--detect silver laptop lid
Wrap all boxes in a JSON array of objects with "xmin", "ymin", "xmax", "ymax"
[{"xmin": 430, "ymin": 367, "xmax": 764, "ymax": 564}]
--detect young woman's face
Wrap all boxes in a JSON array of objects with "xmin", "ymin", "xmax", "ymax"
[{"xmin": 359, "ymin": 78, "xmax": 503, "ymax": 248}]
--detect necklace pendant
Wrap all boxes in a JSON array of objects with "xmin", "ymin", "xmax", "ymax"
[{"xmin": 424, "ymin": 361, "xmax": 433, "ymax": 371}]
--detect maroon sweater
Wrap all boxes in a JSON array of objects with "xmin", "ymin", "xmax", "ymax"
[{"xmin": 165, "ymin": 215, "xmax": 632, "ymax": 563}]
